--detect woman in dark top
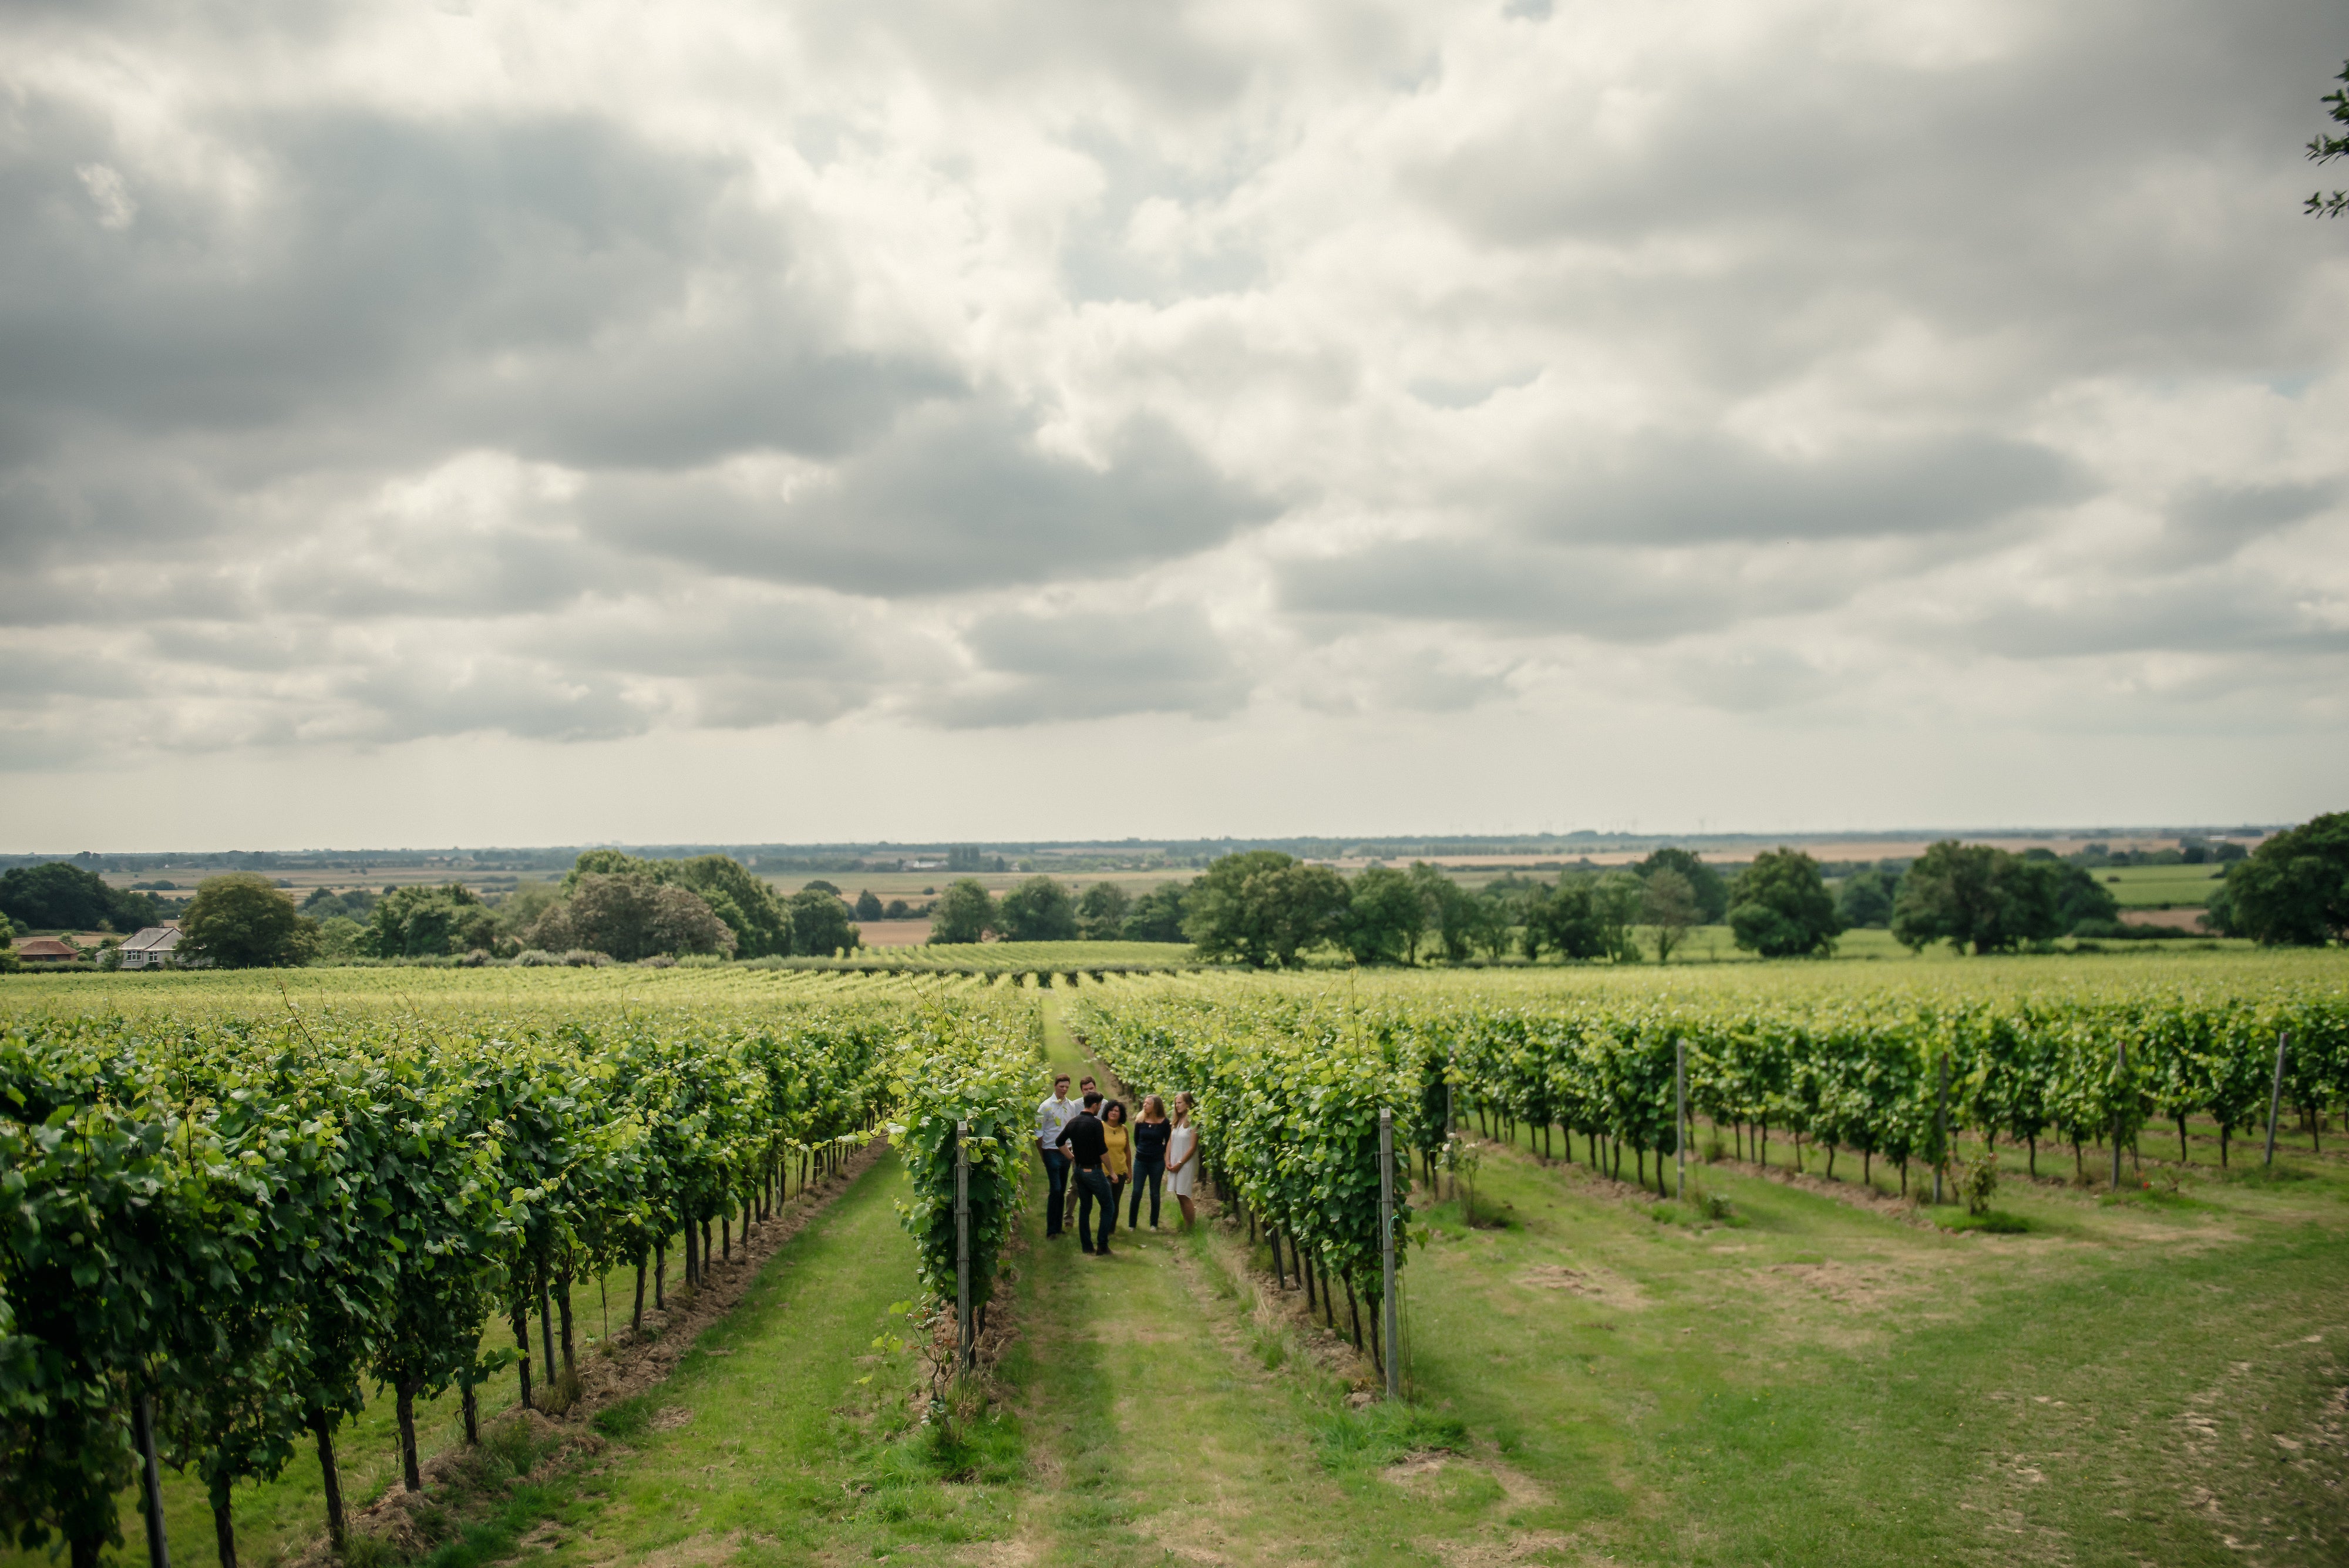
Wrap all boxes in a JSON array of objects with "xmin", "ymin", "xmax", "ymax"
[{"xmin": 1129, "ymin": 1093, "xmax": 1172, "ymax": 1230}]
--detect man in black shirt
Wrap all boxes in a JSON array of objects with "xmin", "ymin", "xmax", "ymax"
[{"xmin": 1056, "ymin": 1092, "xmax": 1116, "ymax": 1256}]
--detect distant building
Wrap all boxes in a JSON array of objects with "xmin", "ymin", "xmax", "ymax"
[
  {"xmin": 14, "ymin": 937, "xmax": 80, "ymax": 962},
  {"xmin": 120, "ymin": 926, "xmax": 194, "ymax": 968}
]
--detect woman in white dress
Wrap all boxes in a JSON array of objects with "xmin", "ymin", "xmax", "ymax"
[{"xmin": 1165, "ymin": 1091, "xmax": 1200, "ymax": 1231}]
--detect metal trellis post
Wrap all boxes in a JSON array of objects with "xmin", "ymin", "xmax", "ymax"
[
  {"xmin": 2113, "ymin": 1039, "xmax": 2127, "ymax": 1191},
  {"xmin": 1379, "ymin": 1108, "xmax": 1400, "ymax": 1401},
  {"xmin": 2264, "ymin": 1033, "xmax": 2289, "ymax": 1168},
  {"xmin": 1675, "ymin": 1037, "xmax": 1687, "ymax": 1201},
  {"xmin": 1933, "ymin": 1054, "xmax": 1948, "ymax": 1206},
  {"xmin": 136, "ymin": 1390, "xmax": 170, "ymax": 1568},
  {"xmin": 954, "ymin": 1120, "xmax": 973, "ymax": 1372}
]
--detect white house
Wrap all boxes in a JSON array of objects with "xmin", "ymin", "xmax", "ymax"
[{"xmin": 119, "ymin": 926, "xmax": 201, "ymax": 968}]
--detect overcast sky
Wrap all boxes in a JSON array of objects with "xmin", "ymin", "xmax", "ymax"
[{"xmin": 2, "ymin": 0, "xmax": 2344, "ymax": 850}]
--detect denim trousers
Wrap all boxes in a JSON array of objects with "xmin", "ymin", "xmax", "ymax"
[
  {"xmin": 1128, "ymin": 1158, "xmax": 1165, "ymax": 1227},
  {"xmin": 1041, "ymin": 1148, "xmax": 1071, "ymax": 1235},
  {"xmin": 1074, "ymin": 1166, "xmax": 1118, "ymax": 1252}
]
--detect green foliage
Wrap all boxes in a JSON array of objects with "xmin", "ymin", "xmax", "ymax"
[
  {"xmin": 1522, "ymin": 877, "xmax": 1607, "ymax": 962},
  {"xmin": 181, "ymin": 872, "xmax": 319, "ymax": 967},
  {"xmin": 556, "ymin": 852, "xmax": 793, "ymax": 957},
  {"xmin": 1639, "ymin": 867, "xmax": 1702, "ymax": 963},
  {"xmin": 887, "ymin": 1002, "xmax": 1040, "ymax": 1323},
  {"xmin": 1074, "ymin": 982, "xmax": 1423, "ymax": 1307},
  {"xmin": 1890, "ymin": 841, "xmax": 2060, "ymax": 954},
  {"xmin": 1120, "ymin": 881, "xmax": 1191, "ymax": 943},
  {"xmin": 0, "ymin": 861, "xmax": 161, "ymax": 934},
  {"xmin": 787, "ymin": 886, "xmax": 861, "ymax": 956},
  {"xmin": 526, "ymin": 874, "xmax": 735, "ymax": 961},
  {"xmin": 1343, "ymin": 866, "xmax": 1423, "ymax": 964},
  {"xmin": 365, "ymin": 882, "xmax": 493, "ymax": 958},
  {"xmin": 1635, "ymin": 849, "xmax": 1729, "ymax": 923},
  {"xmin": 2308, "ymin": 59, "xmax": 2348, "ymax": 217},
  {"xmin": 1184, "ymin": 852, "xmax": 1351, "ymax": 968},
  {"xmin": 0, "ymin": 970, "xmax": 919, "ymax": 1563},
  {"xmin": 1835, "ymin": 868, "xmax": 1899, "ymax": 930},
  {"xmin": 1957, "ymin": 1145, "xmax": 1999, "ymax": 1215},
  {"xmin": 930, "ymin": 880, "xmax": 994, "ymax": 945},
  {"xmin": 1728, "ymin": 848, "xmax": 1842, "ymax": 958},
  {"xmin": 995, "ymin": 877, "xmax": 1078, "ymax": 943},
  {"xmin": 1074, "ymin": 882, "xmax": 1130, "ymax": 941},
  {"xmin": 2207, "ymin": 812, "xmax": 2349, "ymax": 945}
]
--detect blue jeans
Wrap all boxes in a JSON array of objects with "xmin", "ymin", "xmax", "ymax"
[
  {"xmin": 1041, "ymin": 1148, "xmax": 1070, "ymax": 1236},
  {"xmin": 1128, "ymin": 1158, "xmax": 1165, "ymax": 1227},
  {"xmin": 1075, "ymin": 1167, "xmax": 1117, "ymax": 1253}
]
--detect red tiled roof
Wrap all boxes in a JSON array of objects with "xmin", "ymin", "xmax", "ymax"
[{"xmin": 15, "ymin": 937, "xmax": 80, "ymax": 959}]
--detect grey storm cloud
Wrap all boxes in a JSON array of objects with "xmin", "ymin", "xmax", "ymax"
[
  {"xmin": 1279, "ymin": 538, "xmax": 1846, "ymax": 641},
  {"xmin": 578, "ymin": 404, "xmax": 1278, "ymax": 596},
  {"xmin": 0, "ymin": 0, "xmax": 2343, "ymax": 793},
  {"xmin": 926, "ymin": 603, "xmax": 1248, "ymax": 726},
  {"xmin": 1510, "ymin": 432, "xmax": 2084, "ymax": 546}
]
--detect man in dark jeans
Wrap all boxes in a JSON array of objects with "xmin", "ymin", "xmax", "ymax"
[
  {"xmin": 1037, "ymin": 1074, "xmax": 1077, "ymax": 1238},
  {"xmin": 1056, "ymin": 1092, "xmax": 1116, "ymax": 1256}
]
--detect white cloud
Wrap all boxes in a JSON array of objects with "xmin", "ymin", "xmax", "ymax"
[{"xmin": 1, "ymin": 0, "xmax": 2344, "ymax": 839}]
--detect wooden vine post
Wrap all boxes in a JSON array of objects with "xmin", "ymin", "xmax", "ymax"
[
  {"xmin": 954, "ymin": 1119, "xmax": 974, "ymax": 1372},
  {"xmin": 1379, "ymin": 1107, "xmax": 1399, "ymax": 1402},
  {"xmin": 2264, "ymin": 1033, "xmax": 2289, "ymax": 1168}
]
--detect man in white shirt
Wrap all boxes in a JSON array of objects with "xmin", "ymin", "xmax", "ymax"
[{"xmin": 1037, "ymin": 1074, "xmax": 1078, "ymax": 1238}]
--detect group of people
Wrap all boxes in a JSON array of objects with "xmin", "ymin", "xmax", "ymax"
[{"xmin": 1036, "ymin": 1073, "xmax": 1199, "ymax": 1256}]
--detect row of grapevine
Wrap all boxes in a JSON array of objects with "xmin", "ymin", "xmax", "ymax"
[
  {"xmin": 887, "ymin": 1001, "xmax": 1045, "ymax": 1357},
  {"xmin": 1070, "ymin": 989, "xmax": 1425, "ymax": 1362},
  {"xmin": 0, "ymin": 990, "xmax": 930, "ymax": 1568},
  {"xmin": 1425, "ymin": 983, "xmax": 2349, "ymax": 1193}
]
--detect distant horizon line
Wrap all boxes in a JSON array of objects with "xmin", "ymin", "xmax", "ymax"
[{"xmin": 0, "ymin": 823, "xmax": 2289, "ymax": 862}]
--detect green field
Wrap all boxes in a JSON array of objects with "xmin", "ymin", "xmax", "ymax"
[
  {"xmin": 7, "ymin": 954, "xmax": 2347, "ymax": 1568},
  {"xmin": 2097, "ymin": 863, "xmax": 2227, "ymax": 907}
]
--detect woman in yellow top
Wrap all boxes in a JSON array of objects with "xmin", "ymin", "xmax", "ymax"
[{"xmin": 1100, "ymin": 1101, "xmax": 1133, "ymax": 1249}]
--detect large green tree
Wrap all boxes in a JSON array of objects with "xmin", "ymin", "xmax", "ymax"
[
  {"xmin": 527, "ymin": 873, "xmax": 735, "ymax": 960},
  {"xmin": 365, "ymin": 883, "xmax": 494, "ymax": 958},
  {"xmin": 1834, "ymin": 867, "xmax": 1899, "ymax": 929},
  {"xmin": 181, "ymin": 874, "xmax": 319, "ymax": 968},
  {"xmin": 558, "ymin": 851, "xmax": 792, "ymax": 957},
  {"xmin": 929, "ymin": 879, "xmax": 995, "ymax": 944},
  {"xmin": 1184, "ymin": 852, "xmax": 1350, "ymax": 968},
  {"xmin": 2206, "ymin": 812, "xmax": 2349, "ymax": 944},
  {"xmin": 1890, "ymin": 842, "xmax": 2059, "ymax": 954},
  {"xmin": 1075, "ymin": 882, "xmax": 1130, "ymax": 940},
  {"xmin": 1523, "ymin": 879, "xmax": 1607, "ymax": 961},
  {"xmin": 785, "ymin": 887, "xmax": 859, "ymax": 956},
  {"xmin": 1727, "ymin": 848, "xmax": 1842, "ymax": 958},
  {"xmin": 1342, "ymin": 866, "xmax": 1423, "ymax": 964},
  {"xmin": 995, "ymin": 877, "xmax": 1078, "ymax": 942},
  {"xmin": 1640, "ymin": 867, "xmax": 1702, "ymax": 962},
  {"xmin": 1635, "ymin": 848, "xmax": 1729, "ymax": 923},
  {"xmin": 1120, "ymin": 881, "xmax": 1191, "ymax": 943},
  {"xmin": 0, "ymin": 862, "xmax": 161, "ymax": 933}
]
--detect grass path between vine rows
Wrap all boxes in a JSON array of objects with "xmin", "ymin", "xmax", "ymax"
[{"xmin": 369, "ymin": 994, "xmax": 1552, "ymax": 1568}]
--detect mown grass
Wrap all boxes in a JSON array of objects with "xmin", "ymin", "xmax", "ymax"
[{"xmin": 1404, "ymin": 1118, "xmax": 2349, "ymax": 1565}]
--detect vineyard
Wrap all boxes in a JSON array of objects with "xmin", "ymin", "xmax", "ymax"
[
  {"xmin": 0, "ymin": 970, "xmax": 1042, "ymax": 1568},
  {"xmin": 5, "ymin": 950, "xmax": 2347, "ymax": 1568}
]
